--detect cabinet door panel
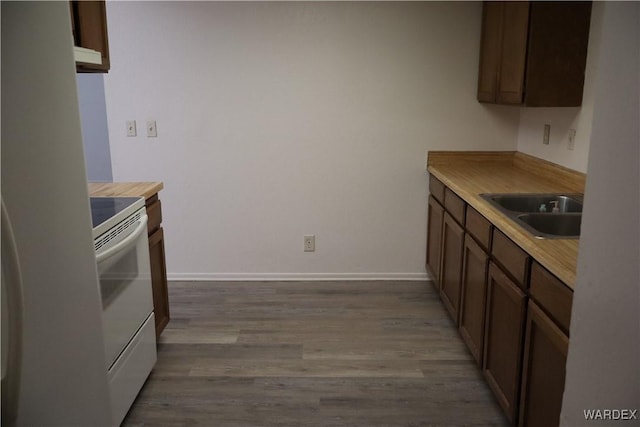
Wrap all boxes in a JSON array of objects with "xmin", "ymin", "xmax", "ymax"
[
  {"xmin": 440, "ymin": 213, "xmax": 465, "ymax": 324},
  {"xmin": 496, "ymin": 1, "xmax": 530, "ymax": 104},
  {"xmin": 524, "ymin": 2, "xmax": 592, "ymax": 106},
  {"xmin": 459, "ymin": 235, "xmax": 489, "ymax": 366},
  {"xmin": 149, "ymin": 227, "xmax": 170, "ymax": 337},
  {"xmin": 478, "ymin": 2, "xmax": 504, "ymax": 102},
  {"xmin": 483, "ymin": 262, "xmax": 527, "ymax": 424},
  {"xmin": 519, "ymin": 301, "xmax": 568, "ymax": 427},
  {"xmin": 426, "ymin": 196, "xmax": 444, "ymax": 287}
]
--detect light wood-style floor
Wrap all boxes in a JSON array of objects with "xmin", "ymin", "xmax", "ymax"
[{"xmin": 123, "ymin": 281, "xmax": 508, "ymax": 426}]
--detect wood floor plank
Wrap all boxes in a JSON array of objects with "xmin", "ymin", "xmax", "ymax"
[
  {"xmin": 188, "ymin": 358, "xmax": 425, "ymax": 378},
  {"xmin": 123, "ymin": 281, "xmax": 508, "ymax": 426}
]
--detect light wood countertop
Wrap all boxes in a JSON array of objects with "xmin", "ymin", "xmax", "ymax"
[
  {"xmin": 427, "ymin": 151, "xmax": 585, "ymax": 290},
  {"xmin": 88, "ymin": 182, "xmax": 164, "ymax": 200}
]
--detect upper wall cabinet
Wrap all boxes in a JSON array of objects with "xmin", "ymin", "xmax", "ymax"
[
  {"xmin": 477, "ymin": 1, "xmax": 592, "ymax": 107},
  {"xmin": 70, "ymin": 1, "xmax": 110, "ymax": 73}
]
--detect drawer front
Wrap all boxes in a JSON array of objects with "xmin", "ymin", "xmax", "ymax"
[
  {"xmin": 492, "ymin": 229, "xmax": 530, "ymax": 289},
  {"xmin": 146, "ymin": 199, "xmax": 162, "ymax": 235},
  {"xmin": 429, "ymin": 174, "xmax": 445, "ymax": 204},
  {"xmin": 108, "ymin": 313, "xmax": 157, "ymax": 427},
  {"xmin": 530, "ymin": 262, "xmax": 573, "ymax": 335},
  {"xmin": 466, "ymin": 206, "xmax": 492, "ymax": 251},
  {"xmin": 444, "ymin": 188, "xmax": 466, "ymax": 226}
]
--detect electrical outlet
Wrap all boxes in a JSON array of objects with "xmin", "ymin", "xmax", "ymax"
[
  {"xmin": 543, "ymin": 124, "xmax": 551, "ymax": 145},
  {"xmin": 126, "ymin": 120, "xmax": 136, "ymax": 137},
  {"xmin": 304, "ymin": 235, "xmax": 315, "ymax": 252},
  {"xmin": 146, "ymin": 120, "xmax": 157, "ymax": 137},
  {"xmin": 567, "ymin": 129, "xmax": 576, "ymax": 151}
]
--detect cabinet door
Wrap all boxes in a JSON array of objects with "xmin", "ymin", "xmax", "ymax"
[
  {"xmin": 71, "ymin": 1, "xmax": 110, "ymax": 72},
  {"xmin": 519, "ymin": 301, "xmax": 568, "ymax": 427},
  {"xmin": 496, "ymin": 1, "xmax": 530, "ymax": 104},
  {"xmin": 459, "ymin": 235, "xmax": 489, "ymax": 366},
  {"xmin": 483, "ymin": 262, "xmax": 527, "ymax": 424},
  {"xmin": 149, "ymin": 227, "xmax": 170, "ymax": 337},
  {"xmin": 477, "ymin": 2, "xmax": 504, "ymax": 102},
  {"xmin": 426, "ymin": 195, "xmax": 444, "ymax": 287},
  {"xmin": 439, "ymin": 212, "xmax": 465, "ymax": 324},
  {"xmin": 524, "ymin": 2, "xmax": 592, "ymax": 107}
]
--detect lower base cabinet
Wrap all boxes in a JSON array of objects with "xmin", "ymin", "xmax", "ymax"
[
  {"xmin": 483, "ymin": 262, "xmax": 527, "ymax": 424},
  {"xmin": 518, "ymin": 301, "xmax": 569, "ymax": 427},
  {"xmin": 427, "ymin": 174, "xmax": 574, "ymax": 427}
]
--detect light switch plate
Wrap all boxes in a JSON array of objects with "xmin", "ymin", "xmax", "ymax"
[
  {"xmin": 126, "ymin": 120, "xmax": 136, "ymax": 137},
  {"xmin": 146, "ymin": 120, "xmax": 157, "ymax": 137}
]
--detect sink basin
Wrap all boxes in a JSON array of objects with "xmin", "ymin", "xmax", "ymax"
[
  {"xmin": 516, "ymin": 213, "xmax": 582, "ymax": 239},
  {"xmin": 480, "ymin": 193, "xmax": 584, "ymax": 239},
  {"xmin": 482, "ymin": 193, "xmax": 583, "ymax": 213}
]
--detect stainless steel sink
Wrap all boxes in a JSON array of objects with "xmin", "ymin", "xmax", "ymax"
[
  {"xmin": 480, "ymin": 193, "xmax": 583, "ymax": 239},
  {"xmin": 516, "ymin": 213, "xmax": 582, "ymax": 239},
  {"xmin": 482, "ymin": 193, "xmax": 583, "ymax": 214}
]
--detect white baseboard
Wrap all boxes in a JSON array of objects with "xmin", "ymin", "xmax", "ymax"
[{"xmin": 167, "ymin": 272, "xmax": 432, "ymax": 282}]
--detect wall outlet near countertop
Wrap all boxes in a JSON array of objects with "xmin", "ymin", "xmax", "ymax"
[
  {"xmin": 304, "ymin": 235, "xmax": 315, "ymax": 252},
  {"xmin": 567, "ymin": 129, "xmax": 576, "ymax": 151},
  {"xmin": 543, "ymin": 124, "xmax": 551, "ymax": 145}
]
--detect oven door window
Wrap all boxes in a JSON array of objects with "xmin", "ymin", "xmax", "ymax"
[{"xmin": 98, "ymin": 246, "xmax": 138, "ymax": 309}]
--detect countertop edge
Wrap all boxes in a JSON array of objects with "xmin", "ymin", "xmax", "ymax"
[{"xmin": 88, "ymin": 182, "xmax": 164, "ymax": 200}]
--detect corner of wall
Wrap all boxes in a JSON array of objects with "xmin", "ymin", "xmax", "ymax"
[
  {"xmin": 515, "ymin": 2, "xmax": 604, "ymax": 174},
  {"xmin": 76, "ymin": 73, "xmax": 113, "ymax": 182}
]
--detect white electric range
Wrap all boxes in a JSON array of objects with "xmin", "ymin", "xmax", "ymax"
[{"xmin": 90, "ymin": 197, "xmax": 157, "ymax": 426}]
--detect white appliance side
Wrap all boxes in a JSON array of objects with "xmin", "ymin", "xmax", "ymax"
[{"xmin": 1, "ymin": 2, "xmax": 112, "ymax": 426}]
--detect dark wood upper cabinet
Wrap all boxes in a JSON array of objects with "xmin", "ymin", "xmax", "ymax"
[
  {"xmin": 70, "ymin": 1, "xmax": 110, "ymax": 72},
  {"xmin": 477, "ymin": 1, "xmax": 592, "ymax": 107}
]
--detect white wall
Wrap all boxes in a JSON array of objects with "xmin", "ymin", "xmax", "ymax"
[
  {"xmin": 516, "ymin": 2, "xmax": 603, "ymax": 173},
  {"xmin": 561, "ymin": 2, "xmax": 640, "ymax": 424},
  {"xmin": 104, "ymin": 1, "xmax": 519, "ymax": 280}
]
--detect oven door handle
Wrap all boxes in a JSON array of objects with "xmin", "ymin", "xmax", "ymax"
[{"xmin": 96, "ymin": 215, "xmax": 148, "ymax": 264}]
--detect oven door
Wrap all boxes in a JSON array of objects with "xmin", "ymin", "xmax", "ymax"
[{"xmin": 96, "ymin": 213, "xmax": 153, "ymax": 369}]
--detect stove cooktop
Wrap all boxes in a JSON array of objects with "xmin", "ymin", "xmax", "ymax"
[{"xmin": 90, "ymin": 197, "xmax": 145, "ymax": 239}]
